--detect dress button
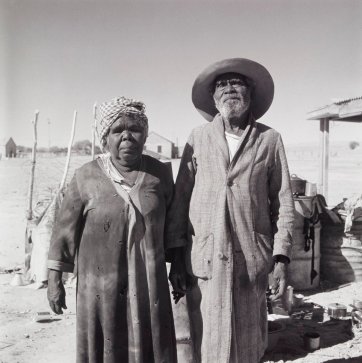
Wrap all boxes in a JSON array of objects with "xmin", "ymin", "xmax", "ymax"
[{"xmin": 227, "ymin": 180, "xmax": 233, "ymax": 187}]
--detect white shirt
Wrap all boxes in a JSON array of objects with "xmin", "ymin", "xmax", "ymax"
[{"xmin": 225, "ymin": 132, "xmax": 241, "ymax": 161}]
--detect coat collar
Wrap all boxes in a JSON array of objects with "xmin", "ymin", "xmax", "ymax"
[
  {"xmin": 210, "ymin": 114, "xmax": 230, "ymax": 167},
  {"xmin": 210, "ymin": 113, "xmax": 258, "ymax": 169}
]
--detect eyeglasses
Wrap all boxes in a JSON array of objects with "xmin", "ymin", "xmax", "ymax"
[{"xmin": 214, "ymin": 78, "xmax": 249, "ymax": 90}]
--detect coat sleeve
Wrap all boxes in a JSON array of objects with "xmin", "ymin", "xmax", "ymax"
[
  {"xmin": 268, "ymin": 134, "xmax": 295, "ymax": 260},
  {"xmin": 163, "ymin": 161, "xmax": 175, "ymax": 256},
  {"xmin": 47, "ymin": 173, "xmax": 84, "ymax": 272},
  {"xmin": 165, "ymin": 132, "xmax": 197, "ymax": 250}
]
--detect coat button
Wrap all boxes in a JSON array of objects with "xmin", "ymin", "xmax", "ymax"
[
  {"xmin": 227, "ymin": 180, "xmax": 233, "ymax": 187},
  {"xmin": 217, "ymin": 252, "xmax": 224, "ymax": 260}
]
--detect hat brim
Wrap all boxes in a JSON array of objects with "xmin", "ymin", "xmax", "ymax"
[{"xmin": 192, "ymin": 58, "xmax": 274, "ymax": 121}]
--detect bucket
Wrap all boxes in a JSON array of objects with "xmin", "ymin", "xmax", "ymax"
[
  {"xmin": 321, "ymin": 221, "xmax": 362, "ymax": 283},
  {"xmin": 289, "ymin": 197, "xmax": 321, "ymax": 290},
  {"xmin": 303, "ymin": 332, "xmax": 320, "ymax": 351}
]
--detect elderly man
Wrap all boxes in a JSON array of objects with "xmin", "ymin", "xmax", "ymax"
[{"xmin": 167, "ymin": 58, "xmax": 295, "ymax": 363}]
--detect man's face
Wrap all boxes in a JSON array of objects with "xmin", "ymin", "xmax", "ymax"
[
  {"xmin": 106, "ymin": 115, "xmax": 147, "ymax": 164},
  {"xmin": 213, "ymin": 72, "xmax": 252, "ymax": 119}
]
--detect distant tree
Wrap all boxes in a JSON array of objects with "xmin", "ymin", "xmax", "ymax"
[
  {"xmin": 49, "ymin": 146, "xmax": 67, "ymax": 154},
  {"xmin": 49, "ymin": 146, "xmax": 59, "ymax": 153},
  {"xmin": 73, "ymin": 140, "xmax": 102, "ymax": 155},
  {"xmin": 17, "ymin": 145, "xmax": 32, "ymax": 153},
  {"xmin": 73, "ymin": 139, "xmax": 92, "ymax": 155},
  {"xmin": 349, "ymin": 141, "xmax": 360, "ymax": 150}
]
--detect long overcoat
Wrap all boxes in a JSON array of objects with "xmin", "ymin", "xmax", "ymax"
[
  {"xmin": 48, "ymin": 156, "xmax": 177, "ymax": 363},
  {"xmin": 166, "ymin": 115, "xmax": 295, "ymax": 363}
]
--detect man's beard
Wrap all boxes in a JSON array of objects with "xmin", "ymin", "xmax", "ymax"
[{"xmin": 215, "ymin": 98, "xmax": 250, "ymax": 120}]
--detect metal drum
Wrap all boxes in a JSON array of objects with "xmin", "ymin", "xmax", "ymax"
[
  {"xmin": 321, "ymin": 220, "xmax": 362, "ymax": 283},
  {"xmin": 289, "ymin": 196, "xmax": 321, "ymax": 290}
]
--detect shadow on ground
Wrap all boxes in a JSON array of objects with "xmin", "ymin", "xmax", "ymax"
[{"xmin": 262, "ymin": 304, "xmax": 355, "ymax": 362}]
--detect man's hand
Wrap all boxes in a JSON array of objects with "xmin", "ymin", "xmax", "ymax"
[
  {"xmin": 47, "ymin": 269, "xmax": 67, "ymax": 314},
  {"xmin": 269, "ymin": 261, "xmax": 288, "ymax": 302},
  {"xmin": 168, "ymin": 248, "xmax": 188, "ymax": 304}
]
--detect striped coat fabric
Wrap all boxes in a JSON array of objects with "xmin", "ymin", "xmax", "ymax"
[{"xmin": 166, "ymin": 115, "xmax": 294, "ymax": 363}]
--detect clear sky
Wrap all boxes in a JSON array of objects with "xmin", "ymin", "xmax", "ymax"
[{"xmin": 1, "ymin": 0, "xmax": 362, "ymax": 148}]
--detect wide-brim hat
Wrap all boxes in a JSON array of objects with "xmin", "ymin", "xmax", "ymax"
[{"xmin": 192, "ymin": 58, "xmax": 274, "ymax": 121}]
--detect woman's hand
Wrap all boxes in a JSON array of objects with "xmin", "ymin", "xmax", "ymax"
[
  {"xmin": 168, "ymin": 248, "xmax": 188, "ymax": 304},
  {"xmin": 47, "ymin": 269, "xmax": 67, "ymax": 314}
]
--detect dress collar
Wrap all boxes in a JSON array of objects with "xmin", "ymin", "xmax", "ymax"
[{"xmin": 98, "ymin": 153, "xmax": 128, "ymax": 185}]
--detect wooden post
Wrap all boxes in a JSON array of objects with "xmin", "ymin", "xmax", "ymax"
[
  {"xmin": 26, "ymin": 110, "xmax": 39, "ymax": 220},
  {"xmin": 318, "ymin": 119, "xmax": 324, "ymax": 195},
  {"xmin": 91, "ymin": 103, "xmax": 97, "ymax": 160},
  {"xmin": 319, "ymin": 118, "xmax": 330, "ymax": 202},
  {"xmin": 59, "ymin": 110, "xmax": 77, "ymax": 192},
  {"xmin": 322, "ymin": 118, "xmax": 330, "ymax": 202}
]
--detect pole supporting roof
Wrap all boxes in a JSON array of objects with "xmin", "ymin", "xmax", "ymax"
[{"xmin": 307, "ymin": 96, "xmax": 362, "ymax": 205}]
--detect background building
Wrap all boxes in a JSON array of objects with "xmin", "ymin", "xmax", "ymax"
[
  {"xmin": 144, "ymin": 132, "xmax": 178, "ymax": 159},
  {"xmin": 0, "ymin": 137, "xmax": 17, "ymax": 158}
]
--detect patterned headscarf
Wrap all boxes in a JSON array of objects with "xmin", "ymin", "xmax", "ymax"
[{"xmin": 97, "ymin": 96, "xmax": 148, "ymax": 148}]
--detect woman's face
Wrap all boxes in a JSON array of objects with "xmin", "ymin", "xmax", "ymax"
[{"xmin": 106, "ymin": 115, "xmax": 147, "ymax": 165}]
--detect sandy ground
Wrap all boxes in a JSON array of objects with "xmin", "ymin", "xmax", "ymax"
[
  {"xmin": 1, "ymin": 151, "xmax": 362, "ymax": 363},
  {"xmin": 1, "ymin": 274, "xmax": 362, "ymax": 363},
  {"xmin": 0, "ymin": 274, "xmax": 76, "ymax": 363}
]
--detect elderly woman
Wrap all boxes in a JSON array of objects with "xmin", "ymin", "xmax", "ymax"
[{"xmin": 47, "ymin": 97, "xmax": 178, "ymax": 363}]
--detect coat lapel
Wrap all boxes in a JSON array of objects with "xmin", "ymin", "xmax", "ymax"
[
  {"xmin": 231, "ymin": 117, "xmax": 257, "ymax": 161},
  {"xmin": 210, "ymin": 114, "xmax": 260, "ymax": 173},
  {"xmin": 210, "ymin": 114, "xmax": 230, "ymax": 169},
  {"xmin": 228, "ymin": 118, "xmax": 260, "ymax": 182}
]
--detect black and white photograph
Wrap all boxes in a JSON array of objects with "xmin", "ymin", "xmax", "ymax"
[{"xmin": 1, "ymin": 1, "xmax": 362, "ymax": 362}]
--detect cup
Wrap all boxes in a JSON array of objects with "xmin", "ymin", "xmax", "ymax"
[
  {"xmin": 283, "ymin": 286, "xmax": 294, "ymax": 314},
  {"xmin": 303, "ymin": 332, "xmax": 320, "ymax": 351},
  {"xmin": 305, "ymin": 182, "xmax": 317, "ymax": 197},
  {"xmin": 293, "ymin": 293, "xmax": 304, "ymax": 308}
]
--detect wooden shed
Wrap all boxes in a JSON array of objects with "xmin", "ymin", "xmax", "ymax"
[{"xmin": 0, "ymin": 137, "xmax": 17, "ymax": 158}]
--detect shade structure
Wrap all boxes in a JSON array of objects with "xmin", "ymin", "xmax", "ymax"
[{"xmin": 307, "ymin": 96, "xmax": 362, "ymax": 203}]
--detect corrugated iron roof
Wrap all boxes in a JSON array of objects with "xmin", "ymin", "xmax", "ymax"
[
  {"xmin": 307, "ymin": 96, "xmax": 362, "ymax": 122},
  {"xmin": 332, "ymin": 96, "xmax": 362, "ymax": 105}
]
